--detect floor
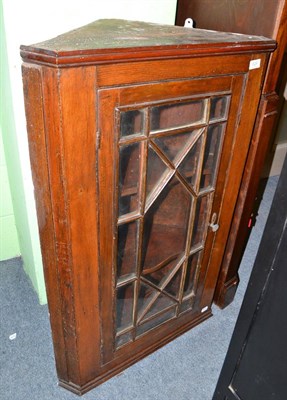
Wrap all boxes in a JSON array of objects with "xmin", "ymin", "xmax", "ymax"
[{"xmin": 0, "ymin": 177, "xmax": 279, "ymax": 400}]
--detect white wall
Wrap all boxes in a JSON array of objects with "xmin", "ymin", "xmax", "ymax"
[{"xmin": 2, "ymin": 0, "xmax": 177, "ymax": 303}]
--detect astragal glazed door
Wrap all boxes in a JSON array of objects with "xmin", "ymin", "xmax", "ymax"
[{"xmin": 98, "ymin": 75, "xmax": 245, "ymax": 363}]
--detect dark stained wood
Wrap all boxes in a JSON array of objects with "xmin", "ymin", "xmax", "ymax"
[
  {"xmin": 21, "ymin": 19, "xmax": 274, "ymax": 394},
  {"xmin": 213, "ymin": 154, "xmax": 287, "ymax": 399},
  {"xmin": 176, "ymin": 0, "xmax": 283, "ymax": 37},
  {"xmin": 214, "ymin": 92, "xmax": 280, "ymax": 307},
  {"xmin": 176, "ymin": 0, "xmax": 287, "ymax": 308}
]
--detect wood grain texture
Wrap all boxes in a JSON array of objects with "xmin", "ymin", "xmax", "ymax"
[
  {"xmin": 197, "ymin": 57, "xmax": 268, "ymax": 311},
  {"xmin": 214, "ymin": 92, "xmax": 280, "ymax": 307},
  {"xmin": 58, "ymin": 67, "xmax": 101, "ymax": 383},
  {"xmin": 22, "ymin": 64, "xmax": 69, "ymax": 381},
  {"xmin": 40, "ymin": 66, "xmax": 81, "ymax": 384},
  {"xmin": 21, "ymin": 19, "xmax": 274, "ymax": 394},
  {"xmin": 176, "ymin": 0, "xmax": 283, "ymax": 37},
  {"xmin": 214, "ymin": 2, "xmax": 287, "ymax": 308},
  {"xmin": 176, "ymin": 0, "xmax": 287, "ymax": 308}
]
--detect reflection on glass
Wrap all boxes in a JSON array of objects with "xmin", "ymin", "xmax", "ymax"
[
  {"xmin": 136, "ymin": 281, "xmax": 158, "ymax": 321},
  {"xmin": 153, "ymin": 130, "xmax": 201, "ymax": 166},
  {"xmin": 141, "ymin": 293, "xmax": 176, "ymax": 322},
  {"xmin": 146, "ymin": 144, "xmax": 171, "ymax": 201},
  {"xmin": 117, "ymin": 221, "xmax": 138, "ymax": 281},
  {"xmin": 142, "ymin": 176, "xmax": 191, "ymax": 275},
  {"xmin": 119, "ymin": 142, "xmax": 141, "ymax": 216},
  {"xmin": 210, "ymin": 96, "xmax": 229, "ymax": 121},
  {"xmin": 191, "ymin": 195, "xmax": 210, "ymax": 249},
  {"xmin": 183, "ymin": 251, "xmax": 202, "ymax": 298},
  {"xmin": 179, "ymin": 298, "xmax": 193, "ymax": 314},
  {"xmin": 200, "ymin": 124, "xmax": 224, "ymax": 191},
  {"xmin": 136, "ymin": 307, "xmax": 176, "ymax": 336},
  {"xmin": 143, "ymin": 257, "xmax": 179, "ymax": 288},
  {"xmin": 114, "ymin": 95, "xmax": 228, "ymax": 342},
  {"xmin": 150, "ymin": 100, "xmax": 206, "ymax": 131},
  {"xmin": 116, "ymin": 283, "xmax": 134, "ymax": 333},
  {"xmin": 116, "ymin": 331, "xmax": 133, "ymax": 349},
  {"xmin": 178, "ymin": 135, "xmax": 203, "ymax": 193},
  {"xmin": 163, "ymin": 267, "xmax": 183, "ymax": 300},
  {"xmin": 120, "ymin": 109, "xmax": 144, "ymax": 138}
]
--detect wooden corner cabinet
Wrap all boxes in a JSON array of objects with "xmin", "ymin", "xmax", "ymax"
[{"xmin": 20, "ymin": 20, "xmax": 275, "ymax": 395}]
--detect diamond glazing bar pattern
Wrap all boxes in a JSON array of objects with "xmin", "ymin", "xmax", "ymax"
[{"xmin": 115, "ymin": 95, "xmax": 230, "ymax": 348}]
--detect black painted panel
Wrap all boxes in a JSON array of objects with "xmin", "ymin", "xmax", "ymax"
[{"xmin": 213, "ymin": 154, "xmax": 287, "ymax": 399}]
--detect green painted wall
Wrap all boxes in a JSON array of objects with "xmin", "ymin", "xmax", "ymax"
[
  {"xmin": 0, "ymin": 126, "xmax": 20, "ymax": 260},
  {"xmin": 0, "ymin": 1, "xmax": 47, "ymax": 304}
]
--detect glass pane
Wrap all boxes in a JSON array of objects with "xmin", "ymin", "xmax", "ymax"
[
  {"xmin": 152, "ymin": 129, "xmax": 202, "ymax": 167},
  {"xmin": 119, "ymin": 142, "xmax": 141, "ymax": 216},
  {"xmin": 120, "ymin": 109, "xmax": 144, "ymax": 138},
  {"xmin": 178, "ymin": 134, "xmax": 203, "ymax": 193},
  {"xmin": 183, "ymin": 251, "xmax": 202, "ymax": 298},
  {"xmin": 150, "ymin": 100, "xmax": 206, "ymax": 132},
  {"xmin": 136, "ymin": 307, "xmax": 176, "ymax": 337},
  {"xmin": 142, "ymin": 256, "xmax": 180, "ymax": 288},
  {"xmin": 210, "ymin": 96, "xmax": 229, "ymax": 121},
  {"xmin": 142, "ymin": 176, "xmax": 192, "ymax": 276},
  {"xmin": 116, "ymin": 331, "xmax": 133, "ymax": 349},
  {"xmin": 179, "ymin": 298, "xmax": 193, "ymax": 314},
  {"xmin": 141, "ymin": 293, "xmax": 176, "ymax": 322},
  {"xmin": 163, "ymin": 266, "xmax": 183, "ymax": 300},
  {"xmin": 137, "ymin": 281, "xmax": 159, "ymax": 321},
  {"xmin": 190, "ymin": 195, "xmax": 210, "ymax": 250},
  {"xmin": 116, "ymin": 283, "xmax": 134, "ymax": 333},
  {"xmin": 117, "ymin": 221, "xmax": 138, "ymax": 281},
  {"xmin": 146, "ymin": 144, "xmax": 171, "ymax": 201},
  {"xmin": 200, "ymin": 123, "xmax": 225, "ymax": 191}
]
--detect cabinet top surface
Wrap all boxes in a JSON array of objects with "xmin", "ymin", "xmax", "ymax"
[{"xmin": 20, "ymin": 19, "xmax": 276, "ymax": 66}]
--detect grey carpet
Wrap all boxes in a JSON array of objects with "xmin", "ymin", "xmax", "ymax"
[{"xmin": 0, "ymin": 177, "xmax": 278, "ymax": 400}]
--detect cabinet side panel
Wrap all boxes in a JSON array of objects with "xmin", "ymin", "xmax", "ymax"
[
  {"xmin": 200, "ymin": 53, "xmax": 269, "ymax": 309},
  {"xmin": 21, "ymin": 64, "xmax": 69, "ymax": 381},
  {"xmin": 58, "ymin": 67, "xmax": 101, "ymax": 383},
  {"xmin": 214, "ymin": 93, "xmax": 280, "ymax": 307},
  {"xmin": 40, "ymin": 67, "xmax": 81, "ymax": 384}
]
